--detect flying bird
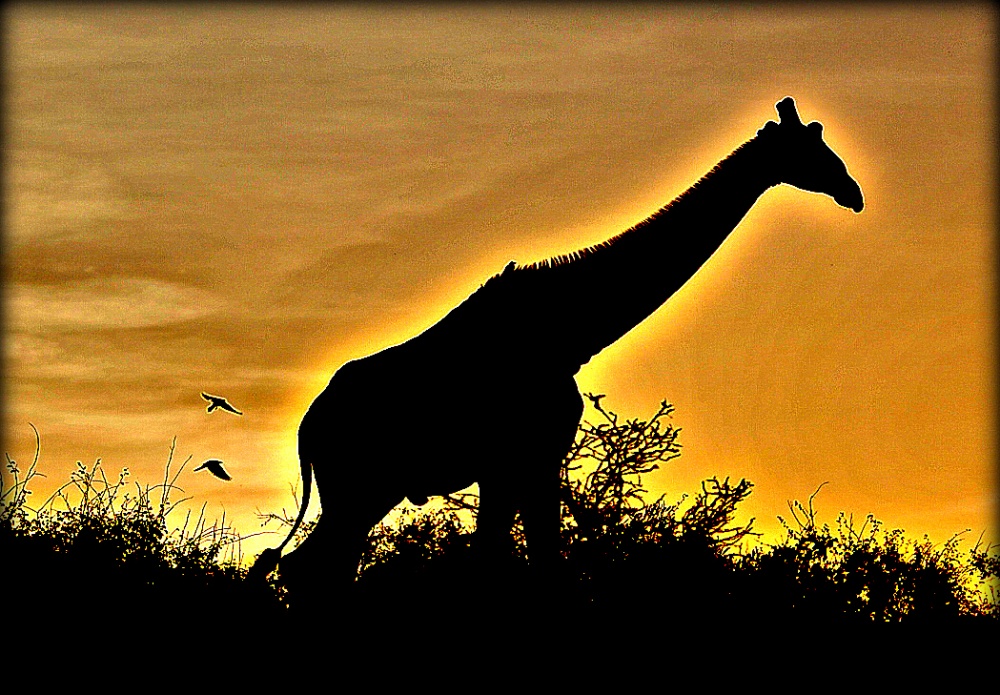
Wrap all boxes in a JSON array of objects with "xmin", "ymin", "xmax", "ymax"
[
  {"xmin": 201, "ymin": 392, "xmax": 243, "ymax": 415},
  {"xmin": 194, "ymin": 459, "xmax": 232, "ymax": 481}
]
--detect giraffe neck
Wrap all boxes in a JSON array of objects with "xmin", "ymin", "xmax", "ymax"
[{"xmin": 518, "ymin": 134, "xmax": 780, "ymax": 370}]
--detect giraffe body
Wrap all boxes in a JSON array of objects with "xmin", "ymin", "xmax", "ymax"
[{"xmin": 262, "ymin": 97, "xmax": 864, "ymax": 603}]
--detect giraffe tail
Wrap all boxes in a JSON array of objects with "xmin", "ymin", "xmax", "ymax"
[
  {"xmin": 250, "ymin": 455, "xmax": 314, "ymax": 580},
  {"xmin": 277, "ymin": 456, "xmax": 313, "ymax": 554}
]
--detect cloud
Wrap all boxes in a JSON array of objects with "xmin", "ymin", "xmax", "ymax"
[
  {"xmin": 6, "ymin": 150, "xmax": 133, "ymax": 242},
  {"xmin": 9, "ymin": 278, "xmax": 228, "ymax": 332}
]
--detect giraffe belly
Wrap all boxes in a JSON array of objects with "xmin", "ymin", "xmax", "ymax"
[
  {"xmin": 395, "ymin": 368, "xmax": 582, "ymax": 499},
  {"xmin": 311, "ymin": 344, "xmax": 582, "ymax": 503}
]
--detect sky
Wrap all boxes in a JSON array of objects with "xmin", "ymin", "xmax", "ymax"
[{"xmin": 3, "ymin": 3, "xmax": 995, "ymax": 563}]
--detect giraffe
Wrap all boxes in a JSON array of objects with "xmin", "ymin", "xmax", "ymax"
[{"xmin": 255, "ymin": 97, "xmax": 864, "ymax": 608}]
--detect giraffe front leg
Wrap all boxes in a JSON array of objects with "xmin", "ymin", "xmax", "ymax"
[
  {"xmin": 519, "ymin": 467, "xmax": 562, "ymax": 575},
  {"xmin": 521, "ymin": 382, "xmax": 582, "ymax": 576},
  {"xmin": 517, "ymin": 385, "xmax": 583, "ymax": 621}
]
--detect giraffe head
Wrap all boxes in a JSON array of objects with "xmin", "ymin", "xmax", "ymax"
[{"xmin": 757, "ymin": 97, "xmax": 864, "ymax": 213}]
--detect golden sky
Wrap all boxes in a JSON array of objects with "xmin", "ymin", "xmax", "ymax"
[{"xmin": 4, "ymin": 4, "xmax": 995, "ymax": 562}]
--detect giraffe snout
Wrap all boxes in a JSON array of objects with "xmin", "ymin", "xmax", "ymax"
[{"xmin": 835, "ymin": 180, "xmax": 864, "ymax": 213}]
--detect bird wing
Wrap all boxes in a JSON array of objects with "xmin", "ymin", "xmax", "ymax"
[
  {"xmin": 195, "ymin": 459, "xmax": 231, "ymax": 481},
  {"xmin": 210, "ymin": 463, "xmax": 232, "ymax": 481},
  {"xmin": 219, "ymin": 401, "xmax": 243, "ymax": 415}
]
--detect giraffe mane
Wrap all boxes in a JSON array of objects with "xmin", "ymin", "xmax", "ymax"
[{"xmin": 518, "ymin": 137, "xmax": 760, "ymax": 272}]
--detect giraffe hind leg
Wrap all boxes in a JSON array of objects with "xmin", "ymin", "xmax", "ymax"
[{"xmin": 279, "ymin": 490, "xmax": 400, "ymax": 618}]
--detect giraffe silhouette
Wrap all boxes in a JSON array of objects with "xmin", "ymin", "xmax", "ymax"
[{"xmin": 256, "ymin": 97, "xmax": 864, "ymax": 610}]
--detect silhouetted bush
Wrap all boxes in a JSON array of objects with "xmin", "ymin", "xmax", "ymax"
[
  {"xmin": 5, "ymin": 397, "xmax": 997, "ymax": 636},
  {"xmin": 1, "ymin": 430, "xmax": 285, "ymax": 637},
  {"xmin": 738, "ymin": 485, "xmax": 999, "ymax": 625},
  {"xmin": 552, "ymin": 395, "xmax": 753, "ymax": 621}
]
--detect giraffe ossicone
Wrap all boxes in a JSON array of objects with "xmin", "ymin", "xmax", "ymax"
[{"xmin": 254, "ymin": 96, "xmax": 864, "ymax": 608}]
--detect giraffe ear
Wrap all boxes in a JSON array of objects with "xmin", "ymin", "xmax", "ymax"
[{"xmin": 808, "ymin": 121, "xmax": 823, "ymax": 136}]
